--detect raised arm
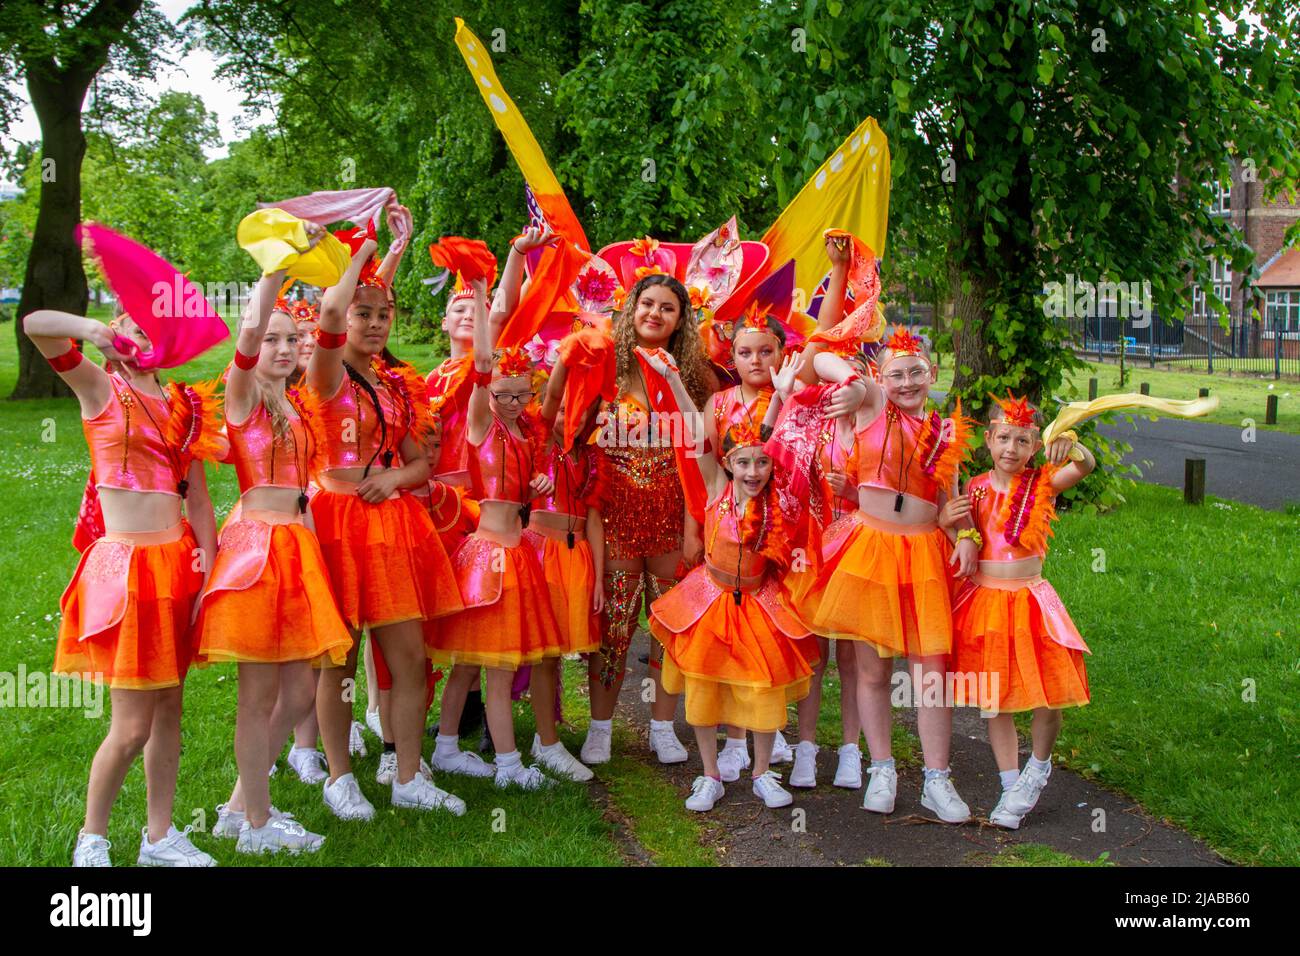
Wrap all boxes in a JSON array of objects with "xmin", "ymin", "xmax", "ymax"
[
  {"xmin": 489, "ymin": 225, "xmax": 555, "ymax": 342},
  {"xmin": 227, "ymin": 269, "xmax": 287, "ymax": 424},
  {"xmin": 309, "ymin": 235, "xmax": 378, "ymax": 396},
  {"xmin": 22, "ymin": 311, "xmax": 118, "ymax": 416},
  {"xmin": 798, "ymin": 234, "xmax": 852, "ymax": 384},
  {"xmin": 376, "ymin": 203, "xmax": 412, "ymax": 286},
  {"xmin": 465, "ymin": 275, "xmax": 494, "ymax": 445}
]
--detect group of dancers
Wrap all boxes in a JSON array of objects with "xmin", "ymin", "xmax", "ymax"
[{"xmin": 27, "ymin": 198, "xmax": 1097, "ymax": 866}]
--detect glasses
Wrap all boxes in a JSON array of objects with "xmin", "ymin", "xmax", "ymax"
[
  {"xmin": 881, "ymin": 366, "xmax": 931, "ymax": 385},
  {"xmin": 489, "ymin": 391, "xmax": 535, "ymax": 406}
]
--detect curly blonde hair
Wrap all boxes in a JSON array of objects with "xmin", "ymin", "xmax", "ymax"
[{"xmin": 613, "ymin": 274, "xmax": 712, "ymax": 408}]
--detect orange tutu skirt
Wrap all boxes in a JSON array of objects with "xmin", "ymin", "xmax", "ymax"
[
  {"xmin": 427, "ymin": 530, "xmax": 565, "ymax": 669},
  {"xmin": 523, "ymin": 528, "xmax": 600, "ymax": 656},
  {"xmin": 310, "ymin": 486, "xmax": 463, "ymax": 631},
  {"xmin": 795, "ymin": 511, "xmax": 955, "ymax": 659},
  {"xmin": 194, "ymin": 512, "xmax": 352, "ymax": 666},
  {"xmin": 650, "ymin": 568, "xmax": 818, "ymax": 732},
  {"xmin": 951, "ymin": 577, "xmax": 1090, "ymax": 714},
  {"xmin": 55, "ymin": 523, "xmax": 203, "ymax": 690}
]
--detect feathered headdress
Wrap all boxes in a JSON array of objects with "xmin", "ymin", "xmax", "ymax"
[
  {"xmin": 494, "ymin": 345, "xmax": 533, "ymax": 379},
  {"xmin": 721, "ymin": 416, "xmax": 772, "ymax": 455},
  {"xmin": 989, "ymin": 392, "xmax": 1038, "ymax": 430},
  {"xmin": 879, "ymin": 326, "xmax": 928, "ymax": 370},
  {"xmin": 275, "ymin": 297, "xmax": 319, "ymax": 325}
]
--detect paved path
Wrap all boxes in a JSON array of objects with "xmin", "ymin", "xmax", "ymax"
[
  {"xmin": 1100, "ymin": 417, "xmax": 1300, "ymax": 511},
  {"xmin": 612, "ymin": 640, "xmax": 1224, "ymax": 867}
]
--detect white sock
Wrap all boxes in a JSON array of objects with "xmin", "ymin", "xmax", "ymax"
[
  {"xmin": 650, "ymin": 719, "xmax": 675, "ymax": 733},
  {"xmin": 839, "ymin": 743, "xmax": 861, "ymax": 756},
  {"xmin": 434, "ymin": 734, "xmax": 461, "ymax": 758},
  {"xmin": 722, "ymin": 737, "xmax": 748, "ymax": 752},
  {"xmin": 588, "ymin": 718, "xmax": 612, "ymax": 732},
  {"xmin": 537, "ymin": 737, "xmax": 564, "ymax": 754},
  {"xmin": 1000, "ymin": 769, "xmax": 1020, "ymax": 791},
  {"xmin": 1027, "ymin": 754, "xmax": 1052, "ymax": 777},
  {"xmin": 496, "ymin": 750, "xmax": 522, "ymax": 770}
]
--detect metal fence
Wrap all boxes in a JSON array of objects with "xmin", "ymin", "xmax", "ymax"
[{"xmin": 1065, "ymin": 314, "xmax": 1300, "ymax": 379}]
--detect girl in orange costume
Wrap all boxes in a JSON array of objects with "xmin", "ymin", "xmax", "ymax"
[
  {"xmin": 645, "ymin": 348, "xmax": 819, "ymax": 811},
  {"xmin": 942, "ymin": 395, "xmax": 1095, "ymax": 829},
  {"xmin": 424, "ymin": 228, "xmax": 552, "ymax": 760},
  {"xmin": 526, "ymin": 401, "xmax": 606, "ymax": 775},
  {"xmin": 194, "ymin": 259, "xmax": 353, "ymax": 854},
  {"xmin": 427, "ymin": 276, "xmax": 587, "ymax": 788},
  {"xmin": 304, "ymin": 224, "xmax": 465, "ymax": 820},
  {"xmin": 24, "ymin": 309, "xmax": 223, "ymax": 867},
  {"xmin": 798, "ymin": 325, "xmax": 979, "ymax": 823}
]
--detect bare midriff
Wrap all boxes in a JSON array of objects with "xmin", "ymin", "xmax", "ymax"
[
  {"xmin": 856, "ymin": 485, "xmax": 940, "ymax": 527},
  {"xmin": 97, "ymin": 487, "xmax": 184, "ymax": 534}
]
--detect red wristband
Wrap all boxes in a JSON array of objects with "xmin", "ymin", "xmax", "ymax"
[
  {"xmin": 316, "ymin": 328, "xmax": 347, "ymax": 350},
  {"xmin": 471, "ymin": 368, "xmax": 492, "ymax": 387},
  {"xmin": 234, "ymin": 349, "xmax": 260, "ymax": 370},
  {"xmin": 48, "ymin": 345, "xmax": 84, "ymax": 373}
]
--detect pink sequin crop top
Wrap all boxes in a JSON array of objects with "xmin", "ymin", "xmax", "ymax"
[
  {"xmin": 468, "ymin": 416, "xmax": 534, "ymax": 505},
  {"xmin": 227, "ymin": 403, "xmax": 311, "ymax": 493},
  {"xmin": 314, "ymin": 375, "xmax": 407, "ymax": 473},
  {"xmin": 83, "ymin": 375, "xmax": 184, "ymax": 495},
  {"xmin": 967, "ymin": 471, "xmax": 1050, "ymax": 562}
]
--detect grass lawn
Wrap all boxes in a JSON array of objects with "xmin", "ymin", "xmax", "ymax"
[
  {"xmin": 3, "ymin": 315, "xmax": 1296, "ymax": 866},
  {"xmin": 807, "ymin": 482, "xmax": 1300, "ymax": 866},
  {"xmin": 0, "ymin": 316, "xmax": 711, "ymax": 866}
]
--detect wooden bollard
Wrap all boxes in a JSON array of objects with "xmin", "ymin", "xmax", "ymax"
[
  {"xmin": 1140, "ymin": 382, "xmax": 1150, "ymax": 395},
  {"xmin": 1198, "ymin": 387, "xmax": 1210, "ymax": 398},
  {"xmin": 1266, "ymin": 394, "xmax": 1278, "ymax": 425},
  {"xmin": 1088, "ymin": 378, "xmax": 1098, "ymax": 401},
  {"xmin": 1184, "ymin": 458, "xmax": 1206, "ymax": 505}
]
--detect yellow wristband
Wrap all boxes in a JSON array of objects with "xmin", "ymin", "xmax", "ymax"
[{"xmin": 956, "ymin": 528, "xmax": 983, "ymax": 549}]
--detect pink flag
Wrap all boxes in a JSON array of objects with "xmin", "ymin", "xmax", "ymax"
[{"xmin": 77, "ymin": 223, "xmax": 229, "ymax": 370}]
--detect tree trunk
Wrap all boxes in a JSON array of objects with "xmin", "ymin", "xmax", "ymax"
[{"xmin": 10, "ymin": 70, "xmax": 94, "ymax": 400}]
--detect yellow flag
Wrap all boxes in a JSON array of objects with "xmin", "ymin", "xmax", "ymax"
[
  {"xmin": 761, "ymin": 116, "xmax": 890, "ymax": 306},
  {"xmin": 453, "ymin": 19, "xmax": 589, "ymax": 252}
]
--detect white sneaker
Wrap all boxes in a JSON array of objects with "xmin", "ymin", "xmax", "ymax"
[
  {"xmin": 375, "ymin": 750, "xmax": 398, "ymax": 786},
  {"xmin": 349, "ymin": 721, "xmax": 367, "ymax": 757},
  {"xmin": 323, "ymin": 772, "xmax": 375, "ymax": 821},
  {"xmin": 863, "ymin": 764, "xmax": 897, "ymax": 814},
  {"xmin": 213, "ymin": 803, "xmax": 294, "ymax": 839},
  {"xmin": 73, "ymin": 830, "xmax": 111, "ymax": 867},
  {"xmin": 531, "ymin": 734, "xmax": 594, "ymax": 782},
  {"xmin": 137, "ymin": 825, "xmax": 216, "ymax": 867},
  {"xmin": 580, "ymin": 724, "xmax": 612, "ymax": 764},
  {"xmin": 236, "ymin": 817, "xmax": 326, "ymax": 855},
  {"xmin": 685, "ymin": 775, "xmax": 725, "ymax": 812},
  {"xmin": 431, "ymin": 746, "xmax": 496, "ymax": 778},
  {"xmin": 988, "ymin": 791, "xmax": 1023, "ymax": 830},
  {"xmin": 649, "ymin": 724, "xmax": 689, "ymax": 764},
  {"xmin": 494, "ymin": 761, "xmax": 553, "ymax": 791},
  {"xmin": 770, "ymin": 730, "xmax": 794, "ymax": 764},
  {"xmin": 365, "ymin": 707, "xmax": 384, "ymax": 739},
  {"xmin": 1003, "ymin": 764, "xmax": 1050, "ymax": 816},
  {"xmin": 392, "ymin": 774, "xmax": 467, "ymax": 816},
  {"xmin": 833, "ymin": 744, "xmax": 863, "ymax": 789},
  {"xmin": 287, "ymin": 746, "xmax": 329, "ymax": 785},
  {"xmin": 921, "ymin": 775, "xmax": 972, "ymax": 824},
  {"xmin": 752, "ymin": 770, "xmax": 794, "ymax": 808},
  {"xmin": 716, "ymin": 744, "xmax": 751, "ymax": 783},
  {"xmin": 790, "ymin": 741, "xmax": 819, "ymax": 788}
]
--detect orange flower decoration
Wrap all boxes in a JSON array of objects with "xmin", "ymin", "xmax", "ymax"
[
  {"xmin": 612, "ymin": 286, "xmax": 628, "ymax": 311},
  {"xmin": 628, "ymin": 237, "xmax": 660, "ymax": 258},
  {"xmin": 688, "ymin": 284, "xmax": 713, "ymax": 313},
  {"xmin": 885, "ymin": 326, "xmax": 925, "ymax": 357},
  {"xmin": 495, "ymin": 345, "xmax": 532, "ymax": 379},
  {"xmin": 634, "ymin": 265, "xmax": 668, "ymax": 282},
  {"xmin": 990, "ymin": 392, "xmax": 1038, "ymax": 429}
]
